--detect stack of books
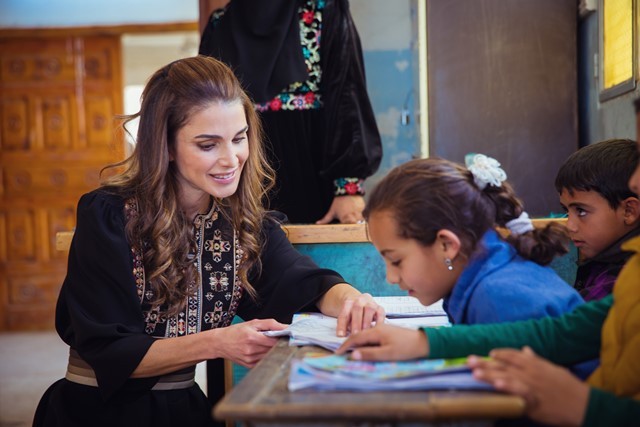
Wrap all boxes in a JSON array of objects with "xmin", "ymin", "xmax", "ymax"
[{"xmin": 288, "ymin": 354, "xmax": 492, "ymax": 392}]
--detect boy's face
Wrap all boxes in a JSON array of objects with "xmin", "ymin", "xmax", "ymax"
[{"xmin": 559, "ymin": 189, "xmax": 633, "ymax": 260}]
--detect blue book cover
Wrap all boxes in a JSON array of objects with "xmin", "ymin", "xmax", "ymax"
[{"xmin": 288, "ymin": 354, "xmax": 492, "ymax": 392}]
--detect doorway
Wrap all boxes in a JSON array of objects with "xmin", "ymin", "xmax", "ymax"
[{"xmin": 121, "ymin": 31, "xmax": 200, "ymax": 149}]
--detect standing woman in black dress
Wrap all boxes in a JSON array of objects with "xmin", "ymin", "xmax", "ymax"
[
  {"xmin": 33, "ymin": 56, "xmax": 383, "ymax": 427},
  {"xmin": 199, "ymin": 0, "xmax": 382, "ymax": 224}
]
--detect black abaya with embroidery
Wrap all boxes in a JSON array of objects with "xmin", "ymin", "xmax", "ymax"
[
  {"xmin": 33, "ymin": 190, "xmax": 344, "ymax": 427},
  {"xmin": 200, "ymin": 0, "xmax": 382, "ymax": 223}
]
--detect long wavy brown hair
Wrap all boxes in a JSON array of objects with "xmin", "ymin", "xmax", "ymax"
[
  {"xmin": 101, "ymin": 56, "xmax": 274, "ymax": 314},
  {"xmin": 363, "ymin": 157, "xmax": 568, "ymax": 265}
]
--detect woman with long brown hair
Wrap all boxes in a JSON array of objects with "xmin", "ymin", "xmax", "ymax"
[{"xmin": 33, "ymin": 55, "xmax": 382, "ymax": 427}]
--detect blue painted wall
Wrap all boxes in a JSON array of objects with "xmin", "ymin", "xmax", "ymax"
[
  {"xmin": 364, "ymin": 49, "xmax": 418, "ymax": 190},
  {"xmin": 0, "ymin": 0, "xmax": 197, "ymax": 27},
  {"xmin": 351, "ymin": 0, "xmax": 420, "ymax": 190}
]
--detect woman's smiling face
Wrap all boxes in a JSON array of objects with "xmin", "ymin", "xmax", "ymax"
[{"xmin": 172, "ymin": 101, "xmax": 249, "ymax": 214}]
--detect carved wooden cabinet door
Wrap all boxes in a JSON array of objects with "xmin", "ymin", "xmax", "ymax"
[{"xmin": 0, "ymin": 35, "xmax": 124, "ymax": 330}]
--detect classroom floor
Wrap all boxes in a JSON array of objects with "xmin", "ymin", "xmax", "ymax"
[{"xmin": 0, "ymin": 331, "xmax": 207, "ymax": 427}]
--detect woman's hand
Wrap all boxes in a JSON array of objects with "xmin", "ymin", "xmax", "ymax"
[
  {"xmin": 213, "ymin": 319, "xmax": 287, "ymax": 368},
  {"xmin": 468, "ymin": 346, "xmax": 590, "ymax": 427},
  {"xmin": 335, "ymin": 324, "xmax": 429, "ymax": 361},
  {"xmin": 316, "ymin": 195, "xmax": 365, "ymax": 224},
  {"xmin": 316, "ymin": 284, "xmax": 384, "ymax": 337},
  {"xmin": 335, "ymin": 292, "xmax": 385, "ymax": 337}
]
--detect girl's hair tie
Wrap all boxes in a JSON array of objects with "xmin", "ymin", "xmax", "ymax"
[
  {"xmin": 465, "ymin": 153, "xmax": 507, "ymax": 190},
  {"xmin": 506, "ymin": 211, "xmax": 535, "ymax": 236}
]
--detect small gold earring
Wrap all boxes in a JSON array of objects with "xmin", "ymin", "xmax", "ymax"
[{"xmin": 445, "ymin": 258, "xmax": 453, "ymax": 271}]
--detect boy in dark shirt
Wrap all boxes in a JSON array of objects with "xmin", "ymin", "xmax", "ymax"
[{"xmin": 555, "ymin": 139, "xmax": 640, "ymax": 301}]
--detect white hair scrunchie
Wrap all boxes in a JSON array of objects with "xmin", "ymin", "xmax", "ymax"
[
  {"xmin": 465, "ymin": 153, "xmax": 507, "ymax": 190},
  {"xmin": 506, "ymin": 211, "xmax": 535, "ymax": 236}
]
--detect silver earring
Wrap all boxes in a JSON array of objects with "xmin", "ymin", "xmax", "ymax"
[{"xmin": 445, "ymin": 258, "xmax": 453, "ymax": 271}]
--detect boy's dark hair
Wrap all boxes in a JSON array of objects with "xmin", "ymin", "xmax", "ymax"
[{"xmin": 554, "ymin": 139, "xmax": 639, "ymax": 208}]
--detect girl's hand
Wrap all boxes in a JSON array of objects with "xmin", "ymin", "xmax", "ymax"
[
  {"xmin": 213, "ymin": 319, "xmax": 287, "ymax": 368},
  {"xmin": 335, "ymin": 292, "xmax": 385, "ymax": 337},
  {"xmin": 335, "ymin": 324, "xmax": 429, "ymax": 361},
  {"xmin": 468, "ymin": 346, "xmax": 589, "ymax": 427}
]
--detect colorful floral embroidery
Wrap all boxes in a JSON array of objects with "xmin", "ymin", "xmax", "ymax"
[
  {"xmin": 210, "ymin": 0, "xmax": 323, "ymax": 112},
  {"xmin": 209, "ymin": 7, "xmax": 227, "ymax": 27},
  {"xmin": 334, "ymin": 177, "xmax": 365, "ymax": 196},
  {"xmin": 255, "ymin": 0, "xmax": 323, "ymax": 112}
]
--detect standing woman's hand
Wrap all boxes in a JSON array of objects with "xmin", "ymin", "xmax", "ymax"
[{"xmin": 316, "ymin": 195, "xmax": 365, "ymax": 224}]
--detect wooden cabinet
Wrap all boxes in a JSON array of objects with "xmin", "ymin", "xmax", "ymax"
[{"xmin": 0, "ymin": 34, "xmax": 124, "ymax": 330}]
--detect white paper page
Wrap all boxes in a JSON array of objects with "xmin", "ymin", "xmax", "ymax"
[
  {"xmin": 264, "ymin": 311, "xmax": 449, "ymax": 351},
  {"xmin": 386, "ymin": 316, "xmax": 450, "ymax": 329},
  {"xmin": 373, "ymin": 296, "xmax": 446, "ymax": 318}
]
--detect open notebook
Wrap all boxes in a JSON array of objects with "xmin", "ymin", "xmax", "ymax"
[
  {"xmin": 263, "ymin": 297, "xmax": 450, "ymax": 351},
  {"xmin": 374, "ymin": 296, "xmax": 447, "ymax": 318}
]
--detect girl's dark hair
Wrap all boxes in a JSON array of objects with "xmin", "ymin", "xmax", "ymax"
[
  {"xmin": 101, "ymin": 56, "xmax": 275, "ymax": 314},
  {"xmin": 363, "ymin": 157, "xmax": 568, "ymax": 265},
  {"xmin": 554, "ymin": 139, "xmax": 638, "ymax": 209}
]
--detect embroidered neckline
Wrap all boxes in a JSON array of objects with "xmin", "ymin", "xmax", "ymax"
[{"xmin": 124, "ymin": 197, "xmax": 243, "ymax": 337}]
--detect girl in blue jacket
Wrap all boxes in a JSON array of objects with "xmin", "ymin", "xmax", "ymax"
[{"xmin": 364, "ymin": 155, "xmax": 583, "ymax": 325}]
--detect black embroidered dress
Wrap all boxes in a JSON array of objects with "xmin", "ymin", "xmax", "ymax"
[
  {"xmin": 200, "ymin": 0, "xmax": 382, "ymax": 223},
  {"xmin": 33, "ymin": 190, "xmax": 344, "ymax": 427}
]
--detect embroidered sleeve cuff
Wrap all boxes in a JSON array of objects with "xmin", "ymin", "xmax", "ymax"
[{"xmin": 334, "ymin": 178, "xmax": 365, "ymax": 196}]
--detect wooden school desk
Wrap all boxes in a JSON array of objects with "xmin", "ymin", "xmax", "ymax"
[
  {"xmin": 213, "ymin": 339, "xmax": 526, "ymax": 427},
  {"xmin": 56, "ymin": 219, "xmax": 575, "ymax": 384}
]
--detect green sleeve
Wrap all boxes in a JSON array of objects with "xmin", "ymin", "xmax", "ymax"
[
  {"xmin": 582, "ymin": 388, "xmax": 640, "ymax": 427},
  {"xmin": 423, "ymin": 295, "xmax": 612, "ymax": 365}
]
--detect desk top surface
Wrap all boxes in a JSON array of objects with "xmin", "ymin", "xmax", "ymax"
[{"xmin": 213, "ymin": 340, "xmax": 525, "ymax": 423}]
